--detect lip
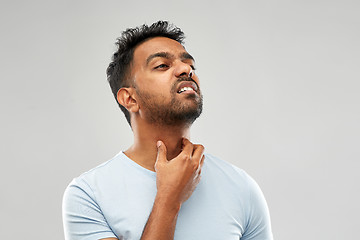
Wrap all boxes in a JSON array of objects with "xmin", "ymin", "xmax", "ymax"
[{"xmin": 176, "ymin": 81, "xmax": 198, "ymax": 94}]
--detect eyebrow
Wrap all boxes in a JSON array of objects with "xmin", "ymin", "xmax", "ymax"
[
  {"xmin": 180, "ymin": 52, "xmax": 195, "ymax": 62},
  {"xmin": 146, "ymin": 51, "xmax": 195, "ymax": 65}
]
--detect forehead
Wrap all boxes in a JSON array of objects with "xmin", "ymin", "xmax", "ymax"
[{"xmin": 133, "ymin": 37, "xmax": 188, "ymax": 64}]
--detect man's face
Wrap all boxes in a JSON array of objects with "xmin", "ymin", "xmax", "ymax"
[{"xmin": 130, "ymin": 37, "xmax": 203, "ymax": 126}]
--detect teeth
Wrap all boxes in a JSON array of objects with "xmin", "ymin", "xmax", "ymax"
[{"xmin": 178, "ymin": 87, "xmax": 194, "ymax": 93}]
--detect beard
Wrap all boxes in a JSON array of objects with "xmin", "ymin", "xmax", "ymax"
[{"xmin": 135, "ymin": 78, "xmax": 203, "ymax": 126}]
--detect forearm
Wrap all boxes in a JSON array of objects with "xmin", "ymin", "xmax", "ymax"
[{"xmin": 140, "ymin": 194, "xmax": 181, "ymax": 240}]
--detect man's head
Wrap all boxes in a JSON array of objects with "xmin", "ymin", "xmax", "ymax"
[{"xmin": 107, "ymin": 21, "xmax": 202, "ymax": 127}]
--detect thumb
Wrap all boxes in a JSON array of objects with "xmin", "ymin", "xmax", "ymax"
[{"xmin": 156, "ymin": 140, "xmax": 167, "ymax": 164}]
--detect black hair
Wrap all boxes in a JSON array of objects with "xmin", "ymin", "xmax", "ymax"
[{"xmin": 106, "ymin": 21, "xmax": 185, "ymax": 126}]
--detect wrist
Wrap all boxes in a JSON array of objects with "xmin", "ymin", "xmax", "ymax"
[{"xmin": 154, "ymin": 192, "xmax": 182, "ymax": 213}]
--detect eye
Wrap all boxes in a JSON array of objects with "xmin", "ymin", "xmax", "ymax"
[
  {"xmin": 154, "ymin": 64, "xmax": 169, "ymax": 69},
  {"xmin": 190, "ymin": 65, "xmax": 196, "ymax": 71}
]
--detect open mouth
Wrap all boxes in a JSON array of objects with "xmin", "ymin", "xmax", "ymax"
[
  {"xmin": 178, "ymin": 86, "xmax": 195, "ymax": 93},
  {"xmin": 176, "ymin": 81, "xmax": 198, "ymax": 94}
]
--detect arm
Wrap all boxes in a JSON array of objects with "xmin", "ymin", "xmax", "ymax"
[{"xmin": 140, "ymin": 138, "xmax": 205, "ymax": 240}]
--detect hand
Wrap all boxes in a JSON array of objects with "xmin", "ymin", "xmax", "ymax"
[{"xmin": 154, "ymin": 138, "xmax": 205, "ymax": 206}]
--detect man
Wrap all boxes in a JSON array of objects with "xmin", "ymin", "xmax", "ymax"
[{"xmin": 63, "ymin": 21, "xmax": 273, "ymax": 240}]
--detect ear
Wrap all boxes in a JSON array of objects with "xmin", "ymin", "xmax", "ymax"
[{"xmin": 117, "ymin": 87, "xmax": 139, "ymax": 113}]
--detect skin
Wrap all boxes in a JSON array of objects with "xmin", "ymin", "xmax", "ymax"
[{"xmin": 102, "ymin": 37, "xmax": 205, "ymax": 240}]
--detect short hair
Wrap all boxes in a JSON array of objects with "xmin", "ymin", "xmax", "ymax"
[{"xmin": 106, "ymin": 21, "xmax": 185, "ymax": 126}]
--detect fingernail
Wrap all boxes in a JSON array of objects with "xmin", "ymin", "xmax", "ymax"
[{"xmin": 157, "ymin": 141, "xmax": 162, "ymax": 148}]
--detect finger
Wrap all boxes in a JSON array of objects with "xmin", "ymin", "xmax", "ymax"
[
  {"xmin": 192, "ymin": 144, "xmax": 205, "ymax": 162},
  {"xmin": 197, "ymin": 155, "xmax": 205, "ymax": 174},
  {"xmin": 156, "ymin": 141, "xmax": 167, "ymax": 164},
  {"xmin": 199, "ymin": 154, "xmax": 205, "ymax": 168},
  {"xmin": 180, "ymin": 138, "xmax": 194, "ymax": 157}
]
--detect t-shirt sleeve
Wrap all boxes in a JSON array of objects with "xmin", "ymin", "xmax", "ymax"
[
  {"xmin": 62, "ymin": 178, "xmax": 117, "ymax": 240},
  {"xmin": 241, "ymin": 174, "xmax": 273, "ymax": 240}
]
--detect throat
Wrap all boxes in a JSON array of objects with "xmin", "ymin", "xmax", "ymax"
[{"xmin": 126, "ymin": 123, "xmax": 191, "ymax": 166}]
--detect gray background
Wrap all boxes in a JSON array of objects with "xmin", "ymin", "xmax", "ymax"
[{"xmin": 1, "ymin": 0, "xmax": 359, "ymax": 239}]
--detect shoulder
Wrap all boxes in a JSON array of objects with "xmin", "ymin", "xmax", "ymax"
[
  {"xmin": 80, "ymin": 152, "xmax": 122, "ymax": 178},
  {"xmin": 203, "ymin": 153, "xmax": 252, "ymax": 182},
  {"xmin": 80, "ymin": 151, "xmax": 126, "ymax": 178},
  {"xmin": 204, "ymin": 154, "xmax": 273, "ymax": 239},
  {"xmin": 62, "ymin": 155, "xmax": 120, "ymax": 239},
  {"xmin": 203, "ymin": 153, "xmax": 269, "ymax": 203},
  {"xmin": 202, "ymin": 153, "xmax": 262, "ymax": 200},
  {"xmin": 63, "ymin": 152, "xmax": 127, "ymax": 212},
  {"xmin": 64, "ymin": 152, "xmax": 125, "ymax": 194}
]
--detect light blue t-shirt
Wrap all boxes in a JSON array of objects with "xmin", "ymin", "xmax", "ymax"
[{"xmin": 62, "ymin": 152, "xmax": 273, "ymax": 240}]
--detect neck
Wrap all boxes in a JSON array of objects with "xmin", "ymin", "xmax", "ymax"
[{"xmin": 124, "ymin": 120, "xmax": 191, "ymax": 171}]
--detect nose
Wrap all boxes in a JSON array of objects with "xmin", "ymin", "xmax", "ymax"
[{"xmin": 174, "ymin": 61, "xmax": 193, "ymax": 78}]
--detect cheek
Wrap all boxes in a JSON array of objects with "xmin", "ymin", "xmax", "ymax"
[
  {"xmin": 138, "ymin": 71, "xmax": 178, "ymax": 96},
  {"xmin": 192, "ymin": 75, "xmax": 200, "ymax": 86},
  {"xmin": 142, "ymin": 84, "xmax": 173, "ymax": 99},
  {"xmin": 152, "ymin": 75, "xmax": 175, "ymax": 91},
  {"xmin": 143, "ymin": 71, "xmax": 172, "ymax": 85}
]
